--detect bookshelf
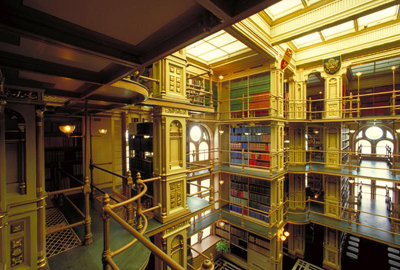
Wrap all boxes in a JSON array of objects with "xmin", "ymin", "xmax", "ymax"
[
  {"xmin": 229, "ymin": 125, "xmax": 271, "ymax": 169},
  {"xmin": 230, "ymin": 72, "xmax": 271, "ymax": 118},
  {"xmin": 307, "ymin": 127, "xmax": 323, "ymax": 162},
  {"xmin": 44, "ymin": 117, "xmax": 83, "ymax": 192},
  {"xmin": 217, "ymin": 222, "xmax": 271, "ymax": 264},
  {"xmin": 205, "ymin": 80, "xmax": 218, "ymax": 112},
  {"xmin": 229, "ymin": 175, "xmax": 270, "ymax": 223},
  {"xmin": 129, "ymin": 122, "xmax": 153, "ymax": 178}
]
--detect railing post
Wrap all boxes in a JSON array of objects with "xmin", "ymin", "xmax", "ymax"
[
  {"xmin": 102, "ymin": 194, "xmax": 111, "ymax": 270},
  {"xmin": 307, "ymin": 196, "xmax": 311, "ymax": 220},
  {"xmin": 242, "ymin": 94, "xmax": 245, "ymax": 118},
  {"xmin": 126, "ymin": 170, "xmax": 134, "ymax": 226},
  {"xmin": 392, "ymin": 92, "xmax": 396, "ymax": 116},
  {"xmin": 90, "ymin": 162, "xmax": 96, "ymax": 199},
  {"xmin": 209, "ymin": 185, "xmax": 214, "ymax": 204},
  {"xmin": 136, "ymin": 172, "xmax": 143, "ymax": 231},
  {"xmin": 357, "ymin": 95, "xmax": 360, "ymax": 118},
  {"xmin": 83, "ymin": 176, "xmax": 93, "ymax": 245},
  {"xmin": 347, "ymin": 207, "xmax": 352, "ymax": 229},
  {"xmin": 349, "ymin": 92, "xmax": 353, "ymax": 118},
  {"xmin": 309, "ymin": 97, "xmax": 312, "ymax": 120}
]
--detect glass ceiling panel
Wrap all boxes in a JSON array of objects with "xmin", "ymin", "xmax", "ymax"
[
  {"xmin": 351, "ymin": 57, "xmax": 400, "ymax": 77},
  {"xmin": 357, "ymin": 5, "xmax": 399, "ymax": 29},
  {"xmin": 207, "ymin": 33, "xmax": 236, "ymax": 47},
  {"xmin": 265, "ymin": 0, "xmax": 303, "ymax": 20},
  {"xmin": 221, "ymin": 41, "xmax": 247, "ymax": 54},
  {"xmin": 185, "ymin": 30, "xmax": 248, "ymax": 63},
  {"xmin": 186, "ymin": 42, "xmax": 215, "ymax": 56},
  {"xmin": 321, "ymin": 21, "xmax": 355, "ymax": 40},
  {"xmin": 201, "ymin": 49, "xmax": 227, "ymax": 61},
  {"xmin": 292, "ymin": 32, "xmax": 322, "ymax": 48}
]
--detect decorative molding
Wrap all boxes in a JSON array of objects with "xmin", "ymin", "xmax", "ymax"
[
  {"xmin": 297, "ymin": 21, "xmax": 400, "ymax": 65},
  {"xmin": 5, "ymin": 88, "xmax": 39, "ymax": 100}
]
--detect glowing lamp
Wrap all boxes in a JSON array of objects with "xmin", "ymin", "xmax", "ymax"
[
  {"xmin": 59, "ymin": 125, "xmax": 76, "ymax": 136},
  {"xmin": 284, "ymin": 231, "xmax": 290, "ymax": 237},
  {"xmin": 98, "ymin": 129, "xmax": 108, "ymax": 135}
]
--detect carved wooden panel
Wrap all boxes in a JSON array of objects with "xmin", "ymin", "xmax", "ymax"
[{"xmin": 169, "ymin": 120, "xmax": 183, "ymax": 169}]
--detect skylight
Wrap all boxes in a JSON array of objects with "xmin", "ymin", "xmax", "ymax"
[
  {"xmin": 357, "ymin": 5, "xmax": 399, "ymax": 29},
  {"xmin": 350, "ymin": 56, "xmax": 400, "ymax": 77},
  {"xmin": 321, "ymin": 21, "xmax": 355, "ymax": 40},
  {"xmin": 265, "ymin": 0, "xmax": 303, "ymax": 20},
  {"xmin": 186, "ymin": 30, "xmax": 249, "ymax": 63},
  {"xmin": 292, "ymin": 32, "xmax": 322, "ymax": 48}
]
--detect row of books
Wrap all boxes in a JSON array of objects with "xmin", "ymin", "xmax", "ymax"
[
  {"xmin": 249, "ymin": 177, "xmax": 270, "ymax": 186},
  {"xmin": 216, "ymin": 228, "xmax": 230, "ymax": 240},
  {"xmin": 72, "ymin": 164, "xmax": 83, "ymax": 176},
  {"xmin": 249, "ymin": 235, "xmax": 270, "ymax": 249},
  {"xmin": 230, "ymin": 204, "xmax": 249, "ymax": 216},
  {"xmin": 231, "ymin": 235, "xmax": 247, "ymax": 249},
  {"xmin": 249, "ymin": 160, "xmax": 270, "ymax": 167},
  {"xmin": 130, "ymin": 158, "xmax": 153, "ymax": 174},
  {"xmin": 230, "ymin": 143, "xmax": 244, "ymax": 150},
  {"xmin": 230, "ymin": 126, "xmax": 271, "ymax": 133},
  {"xmin": 231, "ymin": 189, "xmax": 248, "ymax": 199},
  {"xmin": 249, "ymin": 84, "xmax": 270, "ymax": 94},
  {"xmin": 249, "ymin": 100, "xmax": 270, "ymax": 109},
  {"xmin": 249, "ymin": 143, "xmax": 269, "ymax": 151},
  {"xmin": 249, "ymin": 210, "xmax": 269, "ymax": 222},
  {"xmin": 249, "ymin": 73, "xmax": 270, "ymax": 85},
  {"xmin": 231, "ymin": 181, "xmax": 248, "ymax": 191},
  {"xmin": 230, "ymin": 158, "xmax": 248, "ymax": 165},
  {"xmin": 230, "ymin": 195, "xmax": 248, "ymax": 206},
  {"xmin": 231, "ymin": 226, "xmax": 247, "ymax": 240},
  {"xmin": 250, "ymin": 154, "xmax": 270, "ymax": 161},
  {"xmin": 129, "ymin": 137, "xmax": 153, "ymax": 152},
  {"xmin": 231, "ymin": 134, "xmax": 271, "ymax": 141},
  {"xmin": 249, "ymin": 185, "xmax": 270, "ymax": 194},
  {"xmin": 230, "ymin": 152, "xmax": 248, "ymax": 158},
  {"xmin": 45, "ymin": 151, "xmax": 82, "ymax": 163},
  {"xmin": 45, "ymin": 137, "xmax": 81, "ymax": 148},
  {"xmin": 249, "ymin": 194, "xmax": 270, "ymax": 205}
]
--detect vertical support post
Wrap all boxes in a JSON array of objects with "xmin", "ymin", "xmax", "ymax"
[
  {"xmin": 121, "ymin": 112, "xmax": 127, "ymax": 176},
  {"xmin": 126, "ymin": 171, "xmax": 134, "ymax": 226},
  {"xmin": 136, "ymin": 172, "xmax": 143, "ymax": 231},
  {"xmin": 36, "ymin": 107, "xmax": 47, "ymax": 268},
  {"xmin": 309, "ymin": 98, "xmax": 312, "ymax": 120},
  {"xmin": 209, "ymin": 165, "xmax": 214, "ymax": 204},
  {"xmin": 349, "ymin": 92, "xmax": 353, "ymax": 118},
  {"xmin": 102, "ymin": 194, "xmax": 111, "ymax": 270},
  {"xmin": 242, "ymin": 94, "xmax": 245, "ymax": 119},
  {"xmin": 209, "ymin": 74, "xmax": 213, "ymax": 109},
  {"xmin": 89, "ymin": 114, "xmax": 95, "ymax": 199},
  {"xmin": 83, "ymin": 176, "xmax": 93, "ymax": 245}
]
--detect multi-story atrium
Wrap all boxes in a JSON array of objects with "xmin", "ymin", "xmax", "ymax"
[{"xmin": 1, "ymin": 0, "xmax": 400, "ymax": 269}]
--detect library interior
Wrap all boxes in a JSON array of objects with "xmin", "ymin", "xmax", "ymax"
[{"xmin": 2, "ymin": 0, "xmax": 400, "ymax": 269}]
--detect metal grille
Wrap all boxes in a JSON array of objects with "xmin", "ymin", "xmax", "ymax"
[
  {"xmin": 292, "ymin": 259, "xmax": 324, "ymax": 270},
  {"xmin": 45, "ymin": 206, "xmax": 82, "ymax": 258},
  {"xmin": 46, "ymin": 228, "xmax": 82, "ymax": 258}
]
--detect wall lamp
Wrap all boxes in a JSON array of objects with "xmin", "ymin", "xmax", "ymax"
[
  {"xmin": 279, "ymin": 230, "xmax": 290, "ymax": 241},
  {"xmin": 59, "ymin": 125, "xmax": 76, "ymax": 137}
]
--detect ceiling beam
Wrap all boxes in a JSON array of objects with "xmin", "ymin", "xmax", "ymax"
[
  {"xmin": 194, "ymin": 0, "xmax": 231, "ymax": 21},
  {"xmin": 139, "ymin": 0, "xmax": 280, "ymax": 67},
  {"xmin": 0, "ymin": 1, "xmax": 141, "ymax": 68},
  {"xmin": 0, "ymin": 50, "xmax": 105, "ymax": 85}
]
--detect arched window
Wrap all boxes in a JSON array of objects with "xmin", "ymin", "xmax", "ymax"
[
  {"xmin": 376, "ymin": 140, "xmax": 394, "ymax": 156},
  {"xmin": 356, "ymin": 140, "xmax": 371, "ymax": 154},
  {"xmin": 354, "ymin": 126, "xmax": 394, "ymax": 158},
  {"xmin": 188, "ymin": 125, "xmax": 210, "ymax": 162}
]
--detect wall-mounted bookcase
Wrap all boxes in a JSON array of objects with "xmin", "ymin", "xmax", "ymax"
[
  {"xmin": 44, "ymin": 117, "xmax": 83, "ymax": 191},
  {"xmin": 129, "ymin": 122, "xmax": 153, "ymax": 178},
  {"xmin": 229, "ymin": 175, "xmax": 270, "ymax": 223},
  {"xmin": 216, "ymin": 222, "xmax": 271, "ymax": 264},
  {"xmin": 229, "ymin": 125, "xmax": 271, "ymax": 169},
  {"xmin": 230, "ymin": 72, "xmax": 271, "ymax": 119}
]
